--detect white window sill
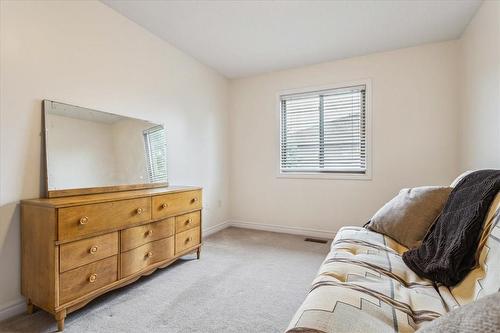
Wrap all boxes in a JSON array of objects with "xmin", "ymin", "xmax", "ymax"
[{"xmin": 276, "ymin": 171, "xmax": 372, "ymax": 181}]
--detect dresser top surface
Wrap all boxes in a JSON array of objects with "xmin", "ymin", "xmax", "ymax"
[{"xmin": 22, "ymin": 186, "xmax": 202, "ymax": 208}]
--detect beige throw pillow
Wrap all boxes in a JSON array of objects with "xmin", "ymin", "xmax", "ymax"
[{"xmin": 365, "ymin": 186, "xmax": 452, "ymax": 249}]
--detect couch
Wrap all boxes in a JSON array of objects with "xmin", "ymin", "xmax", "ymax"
[{"xmin": 286, "ymin": 190, "xmax": 500, "ymax": 333}]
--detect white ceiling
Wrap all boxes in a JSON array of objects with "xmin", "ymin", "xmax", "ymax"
[{"xmin": 102, "ymin": 0, "xmax": 481, "ymax": 78}]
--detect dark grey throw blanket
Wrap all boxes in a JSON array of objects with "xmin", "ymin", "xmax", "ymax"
[{"xmin": 402, "ymin": 170, "xmax": 500, "ymax": 286}]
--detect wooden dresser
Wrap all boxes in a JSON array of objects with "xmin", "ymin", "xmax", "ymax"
[{"xmin": 21, "ymin": 186, "xmax": 202, "ymax": 331}]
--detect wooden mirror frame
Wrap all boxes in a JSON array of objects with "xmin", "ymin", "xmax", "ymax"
[{"xmin": 42, "ymin": 100, "xmax": 169, "ymax": 198}]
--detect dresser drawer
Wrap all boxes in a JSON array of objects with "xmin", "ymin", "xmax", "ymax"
[
  {"xmin": 59, "ymin": 256, "xmax": 117, "ymax": 304},
  {"xmin": 58, "ymin": 198, "xmax": 151, "ymax": 241},
  {"xmin": 175, "ymin": 211, "xmax": 201, "ymax": 234},
  {"xmin": 120, "ymin": 237, "xmax": 174, "ymax": 278},
  {"xmin": 121, "ymin": 218, "xmax": 175, "ymax": 252},
  {"xmin": 151, "ymin": 190, "xmax": 201, "ymax": 219},
  {"xmin": 60, "ymin": 232, "xmax": 118, "ymax": 273},
  {"xmin": 175, "ymin": 227, "xmax": 201, "ymax": 254}
]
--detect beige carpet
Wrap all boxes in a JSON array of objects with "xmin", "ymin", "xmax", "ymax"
[{"xmin": 0, "ymin": 227, "xmax": 330, "ymax": 333}]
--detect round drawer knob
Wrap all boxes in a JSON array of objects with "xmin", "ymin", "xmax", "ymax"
[
  {"xmin": 186, "ymin": 236, "xmax": 192, "ymax": 243},
  {"xmin": 88, "ymin": 273, "xmax": 97, "ymax": 283},
  {"xmin": 89, "ymin": 246, "xmax": 98, "ymax": 254},
  {"xmin": 191, "ymin": 198, "xmax": 198, "ymax": 204},
  {"xmin": 146, "ymin": 251, "xmax": 153, "ymax": 258},
  {"xmin": 146, "ymin": 230, "xmax": 153, "ymax": 237},
  {"xmin": 136, "ymin": 208, "xmax": 143, "ymax": 215},
  {"xmin": 161, "ymin": 203, "xmax": 168, "ymax": 209},
  {"xmin": 185, "ymin": 218, "xmax": 192, "ymax": 225},
  {"xmin": 79, "ymin": 216, "xmax": 89, "ymax": 225}
]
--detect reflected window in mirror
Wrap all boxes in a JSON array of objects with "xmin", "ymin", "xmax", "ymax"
[{"xmin": 143, "ymin": 125, "xmax": 167, "ymax": 183}]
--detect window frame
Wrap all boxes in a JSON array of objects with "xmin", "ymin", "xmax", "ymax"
[
  {"xmin": 276, "ymin": 79, "xmax": 372, "ymax": 180},
  {"xmin": 143, "ymin": 125, "xmax": 168, "ymax": 183}
]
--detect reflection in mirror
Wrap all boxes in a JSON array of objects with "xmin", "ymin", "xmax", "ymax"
[{"xmin": 44, "ymin": 100, "xmax": 167, "ymax": 192}]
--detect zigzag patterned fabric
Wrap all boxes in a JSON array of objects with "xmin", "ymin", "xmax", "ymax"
[{"xmin": 286, "ymin": 194, "xmax": 500, "ymax": 333}]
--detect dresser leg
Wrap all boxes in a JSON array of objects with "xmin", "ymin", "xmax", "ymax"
[
  {"xmin": 196, "ymin": 247, "xmax": 201, "ymax": 259},
  {"xmin": 26, "ymin": 299, "xmax": 34, "ymax": 314},
  {"xmin": 55, "ymin": 309, "xmax": 66, "ymax": 332}
]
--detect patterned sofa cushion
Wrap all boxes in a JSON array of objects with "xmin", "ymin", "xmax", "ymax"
[
  {"xmin": 286, "ymin": 193, "xmax": 500, "ymax": 333},
  {"xmin": 286, "ymin": 227, "xmax": 447, "ymax": 333}
]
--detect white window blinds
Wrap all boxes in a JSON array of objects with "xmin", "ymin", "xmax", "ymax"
[
  {"xmin": 280, "ymin": 85, "xmax": 366, "ymax": 174},
  {"xmin": 143, "ymin": 125, "xmax": 168, "ymax": 183}
]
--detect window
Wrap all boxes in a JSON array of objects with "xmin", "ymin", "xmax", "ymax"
[
  {"xmin": 279, "ymin": 83, "xmax": 369, "ymax": 178},
  {"xmin": 143, "ymin": 125, "xmax": 168, "ymax": 183}
]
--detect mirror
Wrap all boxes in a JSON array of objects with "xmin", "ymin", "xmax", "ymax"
[{"xmin": 43, "ymin": 100, "xmax": 167, "ymax": 197}]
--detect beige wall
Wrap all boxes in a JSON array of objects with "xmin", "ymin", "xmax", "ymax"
[
  {"xmin": 458, "ymin": 0, "xmax": 500, "ymax": 171},
  {"xmin": 0, "ymin": 0, "xmax": 229, "ymax": 315},
  {"xmin": 228, "ymin": 41, "xmax": 460, "ymax": 235}
]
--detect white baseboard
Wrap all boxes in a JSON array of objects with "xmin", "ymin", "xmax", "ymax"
[
  {"xmin": 202, "ymin": 220, "xmax": 231, "ymax": 237},
  {"xmin": 0, "ymin": 299, "xmax": 25, "ymax": 322},
  {"xmin": 203, "ymin": 219, "xmax": 336, "ymax": 239},
  {"xmin": 229, "ymin": 219, "xmax": 337, "ymax": 239}
]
